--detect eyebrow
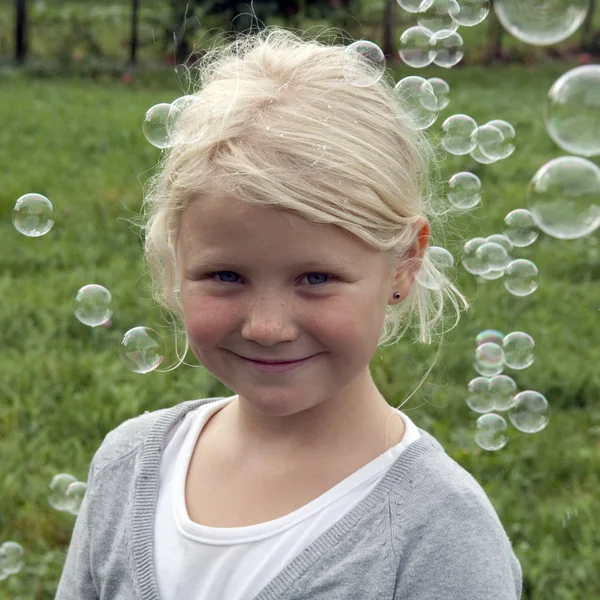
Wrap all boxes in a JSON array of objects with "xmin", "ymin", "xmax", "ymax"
[{"xmin": 186, "ymin": 256, "xmax": 361, "ymax": 275}]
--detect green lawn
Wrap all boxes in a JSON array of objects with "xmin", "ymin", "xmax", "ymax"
[{"xmin": 0, "ymin": 59, "xmax": 599, "ymax": 599}]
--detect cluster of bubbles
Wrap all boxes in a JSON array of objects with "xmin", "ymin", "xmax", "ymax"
[
  {"xmin": 1, "ymin": 474, "xmax": 90, "ymax": 580},
  {"xmin": 462, "ymin": 228, "xmax": 539, "ymax": 296},
  {"xmin": 396, "ymin": 0, "xmax": 492, "ymax": 69},
  {"xmin": 8, "ymin": 208, "xmax": 168, "ymax": 376},
  {"xmin": 73, "ymin": 284, "xmax": 165, "ymax": 373},
  {"xmin": 441, "ymin": 114, "xmax": 516, "ymax": 163},
  {"xmin": 468, "ymin": 329, "xmax": 550, "ymax": 451}
]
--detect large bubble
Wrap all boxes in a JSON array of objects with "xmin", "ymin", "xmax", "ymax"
[
  {"xmin": 545, "ymin": 65, "xmax": 600, "ymax": 158},
  {"xmin": 493, "ymin": 0, "xmax": 589, "ymax": 46},
  {"xmin": 527, "ymin": 156, "xmax": 600, "ymax": 240}
]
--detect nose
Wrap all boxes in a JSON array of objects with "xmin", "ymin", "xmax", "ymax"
[{"xmin": 240, "ymin": 295, "xmax": 299, "ymax": 344}]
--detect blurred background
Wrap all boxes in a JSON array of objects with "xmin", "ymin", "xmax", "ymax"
[{"xmin": 0, "ymin": 1, "xmax": 599, "ymax": 599}]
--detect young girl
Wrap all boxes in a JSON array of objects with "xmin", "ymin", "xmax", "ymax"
[{"xmin": 57, "ymin": 27, "xmax": 522, "ymax": 600}]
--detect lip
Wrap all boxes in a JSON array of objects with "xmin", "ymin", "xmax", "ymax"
[{"xmin": 234, "ymin": 353, "xmax": 318, "ymax": 373}]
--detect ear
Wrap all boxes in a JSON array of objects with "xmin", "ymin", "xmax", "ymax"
[{"xmin": 392, "ymin": 217, "xmax": 430, "ymax": 295}]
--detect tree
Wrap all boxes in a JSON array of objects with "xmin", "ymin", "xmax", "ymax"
[
  {"xmin": 15, "ymin": 0, "xmax": 27, "ymax": 63},
  {"xmin": 382, "ymin": 0, "xmax": 396, "ymax": 62},
  {"xmin": 130, "ymin": 0, "xmax": 140, "ymax": 65}
]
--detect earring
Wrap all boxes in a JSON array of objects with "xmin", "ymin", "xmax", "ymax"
[{"xmin": 393, "ymin": 292, "xmax": 401, "ymax": 300}]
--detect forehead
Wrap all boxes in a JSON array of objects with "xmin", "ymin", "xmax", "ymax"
[{"xmin": 177, "ymin": 196, "xmax": 382, "ymax": 265}]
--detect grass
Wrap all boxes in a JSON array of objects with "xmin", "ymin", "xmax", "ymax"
[{"xmin": 0, "ymin": 58, "xmax": 599, "ymax": 599}]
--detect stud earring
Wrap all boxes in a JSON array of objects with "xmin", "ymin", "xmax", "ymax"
[{"xmin": 393, "ymin": 292, "xmax": 401, "ymax": 300}]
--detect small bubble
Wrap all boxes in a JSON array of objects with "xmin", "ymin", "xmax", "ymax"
[{"xmin": 12, "ymin": 193, "xmax": 55, "ymax": 237}]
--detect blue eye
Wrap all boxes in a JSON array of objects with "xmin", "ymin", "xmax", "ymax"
[{"xmin": 205, "ymin": 271, "xmax": 334, "ymax": 285}]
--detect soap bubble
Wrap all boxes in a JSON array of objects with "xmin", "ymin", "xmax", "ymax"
[
  {"xmin": 415, "ymin": 246, "xmax": 454, "ymax": 289},
  {"xmin": 486, "ymin": 119, "xmax": 516, "ymax": 159},
  {"xmin": 527, "ymin": 156, "xmax": 600, "ymax": 240},
  {"xmin": 399, "ymin": 26, "xmax": 437, "ymax": 68},
  {"xmin": 65, "ymin": 481, "xmax": 88, "ymax": 515},
  {"xmin": 475, "ymin": 342, "xmax": 505, "ymax": 377},
  {"xmin": 472, "ymin": 123, "xmax": 505, "ymax": 160},
  {"xmin": 479, "ymin": 267, "xmax": 505, "ymax": 281},
  {"xmin": 545, "ymin": 65, "xmax": 600, "ymax": 158},
  {"xmin": 166, "ymin": 95, "xmax": 212, "ymax": 145},
  {"xmin": 462, "ymin": 237, "xmax": 488, "ymax": 274},
  {"xmin": 142, "ymin": 103, "xmax": 173, "ymax": 149},
  {"xmin": 48, "ymin": 473, "xmax": 79, "ymax": 511},
  {"xmin": 475, "ymin": 414, "xmax": 508, "ymax": 451},
  {"xmin": 394, "ymin": 76, "xmax": 439, "ymax": 130},
  {"xmin": 0, "ymin": 542, "xmax": 25, "ymax": 576},
  {"xmin": 441, "ymin": 114, "xmax": 478, "ymax": 155},
  {"xmin": 433, "ymin": 31, "xmax": 464, "ymax": 68},
  {"xmin": 509, "ymin": 391, "xmax": 550, "ymax": 433},
  {"xmin": 475, "ymin": 241, "xmax": 510, "ymax": 272},
  {"xmin": 447, "ymin": 171, "xmax": 482, "ymax": 209},
  {"xmin": 476, "ymin": 329, "xmax": 504, "ymax": 347},
  {"xmin": 427, "ymin": 77, "xmax": 450, "ymax": 109},
  {"xmin": 486, "ymin": 234, "xmax": 513, "ymax": 256},
  {"xmin": 74, "ymin": 284, "xmax": 112, "ymax": 327},
  {"xmin": 12, "ymin": 193, "xmax": 55, "ymax": 237},
  {"xmin": 493, "ymin": 0, "xmax": 589, "ymax": 46},
  {"xmin": 418, "ymin": 0, "xmax": 460, "ymax": 38},
  {"xmin": 504, "ymin": 209, "xmax": 539, "ymax": 247},
  {"xmin": 343, "ymin": 41, "xmax": 386, "ymax": 87},
  {"xmin": 451, "ymin": 0, "xmax": 490, "ymax": 26},
  {"xmin": 504, "ymin": 259, "xmax": 539, "ymax": 296},
  {"xmin": 397, "ymin": 0, "xmax": 424, "ymax": 13},
  {"xmin": 119, "ymin": 327, "xmax": 165, "ymax": 374},
  {"xmin": 489, "ymin": 374, "xmax": 518, "ymax": 411},
  {"xmin": 502, "ymin": 331, "xmax": 535, "ymax": 369},
  {"xmin": 466, "ymin": 376, "xmax": 494, "ymax": 413},
  {"xmin": 470, "ymin": 142, "xmax": 499, "ymax": 164}
]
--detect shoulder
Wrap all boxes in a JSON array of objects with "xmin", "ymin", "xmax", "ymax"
[
  {"xmin": 394, "ymin": 432, "xmax": 509, "ymax": 533},
  {"xmin": 91, "ymin": 398, "xmax": 218, "ymax": 474}
]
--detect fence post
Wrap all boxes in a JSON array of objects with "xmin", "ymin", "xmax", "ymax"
[
  {"xmin": 130, "ymin": 0, "xmax": 140, "ymax": 65},
  {"xmin": 15, "ymin": 0, "xmax": 27, "ymax": 63}
]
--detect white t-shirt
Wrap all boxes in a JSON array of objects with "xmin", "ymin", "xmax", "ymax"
[{"xmin": 154, "ymin": 394, "xmax": 421, "ymax": 600}]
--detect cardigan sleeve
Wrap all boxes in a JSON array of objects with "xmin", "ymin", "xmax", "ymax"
[{"xmin": 55, "ymin": 452, "xmax": 100, "ymax": 600}]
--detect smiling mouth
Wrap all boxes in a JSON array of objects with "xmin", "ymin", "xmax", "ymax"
[{"xmin": 240, "ymin": 355, "xmax": 313, "ymax": 364}]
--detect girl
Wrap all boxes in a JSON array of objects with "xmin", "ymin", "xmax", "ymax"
[{"xmin": 57, "ymin": 26, "xmax": 522, "ymax": 600}]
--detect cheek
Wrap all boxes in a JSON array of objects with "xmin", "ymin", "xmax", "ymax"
[{"xmin": 181, "ymin": 295, "xmax": 235, "ymax": 346}]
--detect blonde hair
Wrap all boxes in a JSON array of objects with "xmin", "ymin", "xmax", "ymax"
[{"xmin": 141, "ymin": 26, "xmax": 469, "ymax": 370}]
